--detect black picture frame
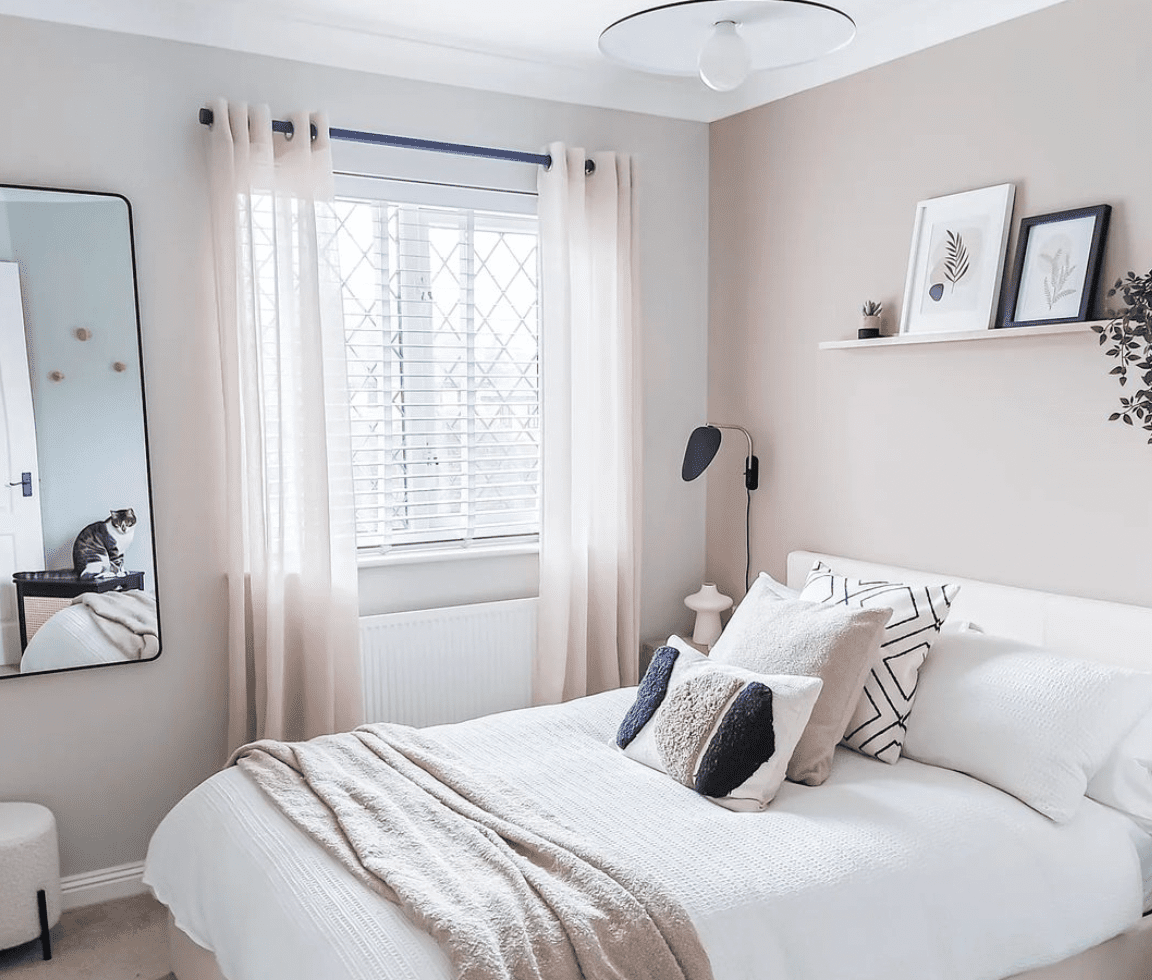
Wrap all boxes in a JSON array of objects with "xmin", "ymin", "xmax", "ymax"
[{"xmin": 1001, "ymin": 204, "xmax": 1111, "ymax": 328}]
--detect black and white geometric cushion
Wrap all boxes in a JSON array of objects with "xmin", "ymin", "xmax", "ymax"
[{"xmin": 801, "ymin": 562, "xmax": 959, "ymax": 764}]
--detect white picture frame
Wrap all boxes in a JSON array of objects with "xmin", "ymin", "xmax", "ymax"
[{"xmin": 899, "ymin": 183, "xmax": 1016, "ymax": 335}]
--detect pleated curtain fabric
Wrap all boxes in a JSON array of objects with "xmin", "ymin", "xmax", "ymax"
[
  {"xmin": 205, "ymin": 98, "xmax": 361, "ymax": 751},
  {"xmin": 535, "ymin": 143, "xmax": 642, "ymax": 704}
]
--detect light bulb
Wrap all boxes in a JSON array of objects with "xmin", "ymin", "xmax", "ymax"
[{"xmin": 698, "ymin": 20, "xmax": 750, "ymax": 92}]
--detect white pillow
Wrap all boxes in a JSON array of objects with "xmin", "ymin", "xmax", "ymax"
[
  {"xmin": 617, "ymin": 640, "xmax": 823, "ymax": 812},
  {"xmin": 1087, "ymin": 710, "xmax": 1152, "ymax": 834},
  {"xmin": 752, "ymin": 571, "xmax": 799, "ymax": 600},
  {"xmin": 800, "ymin": 561, "xmax": 959, "ymax": 764},
  {"xmin": 902, "ymin": 631, "xmax": 1152, "ymax": 822}
]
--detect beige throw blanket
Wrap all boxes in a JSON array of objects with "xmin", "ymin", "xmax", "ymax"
[
  {"xmin": 72, "ymin": 589, "xmax": 158, "ymax": 660},
  {"xmin": 232, "ymin": 724, "xmax": 712, "ymax": 980}
]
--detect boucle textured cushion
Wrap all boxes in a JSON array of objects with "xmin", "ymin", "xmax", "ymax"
[
  {"xmin": 617, "ymin": 643, "xmax": 822, "ymax": 811},
  {"xmin": 902, "ymin": 631, "xmax": 1152, "ymax": 822},
  {"xmin": 801, "ymin": 561, "xmax": 959, "ymax": 765},
  {"xmin": 708, "ymin": 580, "xmax": 892, "ymax": 786}
]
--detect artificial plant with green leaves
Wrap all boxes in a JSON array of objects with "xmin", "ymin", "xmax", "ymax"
[{"xmin": 1095, "ymin": 269, "xmax": 1152, "ymax": 444}]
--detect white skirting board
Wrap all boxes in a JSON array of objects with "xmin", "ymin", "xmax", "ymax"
[{"xmin": 60, "ymin": 860, "xmax": 148, "ymax": 910}]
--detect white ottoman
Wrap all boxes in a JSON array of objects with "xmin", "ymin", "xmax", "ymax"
[{"xmin": 0, "ymin": 803, "xmax": 61, "ymax": 959}]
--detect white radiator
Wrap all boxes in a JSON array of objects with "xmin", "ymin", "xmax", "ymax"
[{"xmin": 360, "ymin": 597, "xmax": 537, "ymax": 727}]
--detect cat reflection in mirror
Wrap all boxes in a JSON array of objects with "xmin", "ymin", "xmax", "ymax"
[{"xmin": 73, "ymin": 508, "xmax": 136, "ymax": 580}]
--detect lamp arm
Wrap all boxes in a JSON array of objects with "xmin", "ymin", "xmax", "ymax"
[
  {"xmin": 708, "ymin": 423, "xmax": 753, "ymax": 462},
  {"xmin": 708, "ymin": 424, "xmax": 758, "ymax": 491}
]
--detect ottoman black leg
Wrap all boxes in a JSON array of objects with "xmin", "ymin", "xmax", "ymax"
[{"xmin": 37, "ymin": 889, "xmax": 51, "ymax": 960}]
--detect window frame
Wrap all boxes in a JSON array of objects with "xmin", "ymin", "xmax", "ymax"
[{"xmin": 332, "ymin": 172, "xmax": 542, "ymax": 563}]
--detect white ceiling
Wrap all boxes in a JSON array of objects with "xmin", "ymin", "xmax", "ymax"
[{"xmin": 0, "ymin": 0, "xmax": 1068, "ymax": 122}]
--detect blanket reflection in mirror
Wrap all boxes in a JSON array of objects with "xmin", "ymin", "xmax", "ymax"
[{"xmin": 20, "ymin": 589, "xmax": 158, "ymax": 673}]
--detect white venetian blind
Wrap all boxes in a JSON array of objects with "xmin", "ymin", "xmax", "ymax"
[{"xmin": 332, "ymin": 193, "xmax": 541, "ymax": 552}]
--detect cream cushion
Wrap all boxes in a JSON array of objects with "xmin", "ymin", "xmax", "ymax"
[
  {"xmin": 709, "ymin": 581, "xmax": 892, "ymax": 786},
  {"xmin": 0, "ymin": 802, "xmax": 61, "ymax": 951}
]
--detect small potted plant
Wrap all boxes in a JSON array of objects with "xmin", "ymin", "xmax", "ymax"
[
  {"xmin": 1094, "ymin": 269, "xmax": 1152, "ymax": 445},
  {"xmin": 860, "ymin": 300, "xmax": 883, "ymax": 339}
]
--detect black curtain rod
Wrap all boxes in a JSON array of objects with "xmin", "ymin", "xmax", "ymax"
[{"xmin": 197, "ymin": 108, "xmax": 595, "ymax": 174}]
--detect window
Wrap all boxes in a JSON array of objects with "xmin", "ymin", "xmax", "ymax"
[{"xmin": 332, "ymin": 186, "xmax": 541, "ymax": 554}]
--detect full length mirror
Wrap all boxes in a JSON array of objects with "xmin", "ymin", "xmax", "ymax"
[{"xmin": 0, "ymin": 185, "xmax": 159, "ymax": 678}]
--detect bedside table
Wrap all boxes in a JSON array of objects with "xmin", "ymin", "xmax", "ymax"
[
  {"xmin": 13, "ymin": 570, "xmax": 146, "ymax": 651},
  {"xmin": 639, "ymin": 635, "xmax": 707, "ymax": 677}
]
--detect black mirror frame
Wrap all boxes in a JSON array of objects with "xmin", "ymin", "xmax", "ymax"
[{"xmin": 0, "ymin": 182, "xmax": 161, "ymax": 681}]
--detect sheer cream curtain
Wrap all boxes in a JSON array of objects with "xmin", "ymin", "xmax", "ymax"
[
  {"xmin": 535, "ymin": 143, "xmax": 642, "ymax": 704},
  {"xmin": 206, "ymin": 98, "xmax": 361, "ymax": 751}
]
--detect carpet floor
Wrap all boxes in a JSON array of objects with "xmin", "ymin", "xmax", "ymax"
[{"xmin": 0, "ymin": 893, "xmax": 171, "ymax": 980}]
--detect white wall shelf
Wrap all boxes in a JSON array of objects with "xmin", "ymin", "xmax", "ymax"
[{"xmin": 818, "ymin": 320, "xmax": 1104, "ymax": 350}]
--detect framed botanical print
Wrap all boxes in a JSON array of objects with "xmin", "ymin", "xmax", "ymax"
[
  {"xmin": 899, "ymin": 183, "xmax": 1016, "ymax": 335},
  {"xmin": 1001, "ymin": 205, "xmax": 1111, "ymax": 327}
]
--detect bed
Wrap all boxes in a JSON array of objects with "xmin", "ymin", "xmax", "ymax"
[
  {"xmin": 19, "ymin": 589, "xmax": 158, "ymax": 673},
  {"xmin": 144, "ymin": 552, "xmax": 1152, "ymax": 980}
]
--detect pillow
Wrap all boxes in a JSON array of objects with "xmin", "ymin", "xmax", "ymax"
[
  {"xmin": 902, "ymin": 631, "xmax": 1152, "ymax": 822},
  {"xmin": 752, "ymin": 570, "xmax": 799, "ymax": 601},
  {"xmin": 941, "ymin": 619, "xmax": 981, "ymax": 635},
  {"xmin": 708, "ymin": 578, "xmax": 892, "ymax": 786},
  {"xmin": 800, "ymin": 561, "xmax": 959, "ymax": 765},
  {"xmin": 617, "ymin": 642, "xmax": 823, "ymax": 811},
  {"xmin": 1087, "ymin": 709, "xmax": 1152, "ymax": 834},
  {"xmin": 753, "ymin": 570, "xmax": 975, "ymax": 633}
]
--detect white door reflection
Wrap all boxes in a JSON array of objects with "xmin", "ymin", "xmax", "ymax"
[{"xmin": 0, "ymin": 262, "xmax": 46, "ymax": 673}]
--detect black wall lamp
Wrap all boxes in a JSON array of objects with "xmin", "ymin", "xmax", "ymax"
[{"xmin": 682, "ymin": 424, "xmax": 758, "ymax": 592}]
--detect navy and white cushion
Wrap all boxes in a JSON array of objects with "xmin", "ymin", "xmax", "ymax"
[
  {"xmin": 801, "ymin": 561, "xmax": 958, "ymax": 764},
  {"xmin": 617, "ymin": 641, "xmax": 822, "ymax": 812}
]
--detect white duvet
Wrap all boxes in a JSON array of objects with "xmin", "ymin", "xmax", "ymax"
[{"xmin": 144, "ymin": 689, "xmax": 1146, "ymax": 980}]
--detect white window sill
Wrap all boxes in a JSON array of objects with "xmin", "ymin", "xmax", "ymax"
[{"xmin": 357, "ymin": 542, "xmax": 540, "ymax": 569}]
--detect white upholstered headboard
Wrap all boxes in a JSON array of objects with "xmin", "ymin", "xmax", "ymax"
[{"xmin": 786, "ymin": 552, "xmax": 1152, "ymax": 671}]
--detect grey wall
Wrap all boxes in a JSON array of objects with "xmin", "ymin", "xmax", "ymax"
[
  {"xmin": 707, "ymin": 0, "xmax": 1152, "ymax": 606},
  {"xmin": 0, "ymin": 15, "xmax": 709, "ymax": 877}
]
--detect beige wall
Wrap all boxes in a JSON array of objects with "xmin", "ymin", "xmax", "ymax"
[
  {"xmin": 708, "ymin": 0, "xmax": 1152, "ymax": 608},
  {"xmin": 0, "ymin": 16, "xmax": 709, "ymax": 877}
]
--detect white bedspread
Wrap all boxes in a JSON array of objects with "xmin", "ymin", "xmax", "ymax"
[{"xmin": 144, "ymin": 689, "xmax": 1145, "ymax": 980}]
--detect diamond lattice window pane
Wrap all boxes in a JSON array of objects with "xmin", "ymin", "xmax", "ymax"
[{"xmin": 334, "ymin": 198, "xmax": 539, "ymax": 551}]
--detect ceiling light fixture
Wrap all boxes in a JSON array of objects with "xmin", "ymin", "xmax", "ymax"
[
  {"xmin": 698, "ymin": 20, "xmax": 750, "ymax": 92},
  {"xmin": 599, "ymin": 0, "xmax": 856, "ymax": 93}
]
